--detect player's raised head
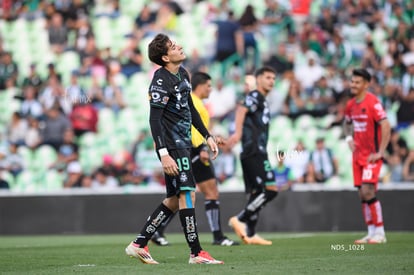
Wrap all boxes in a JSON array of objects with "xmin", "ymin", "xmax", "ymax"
[{"xmin": 148, "ymin": 33, "xmax": 170, "ymax": 66}]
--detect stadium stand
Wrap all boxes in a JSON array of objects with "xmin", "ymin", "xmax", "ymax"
[{"xmin": 0, "ymin": 0, "xmax": 413, "ymax": 193}]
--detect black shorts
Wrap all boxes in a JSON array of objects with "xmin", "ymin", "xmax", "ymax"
[
  {"xmin": 241, "ymin": 153, "xmax": 275, "ymax": 193},
  {"xmin": 165, "ymin": 148, "xmax": 197, "ymax": 198},
  {"xmin": 191, "ymin": 154, "xmax": 216, "ymax": 183}
]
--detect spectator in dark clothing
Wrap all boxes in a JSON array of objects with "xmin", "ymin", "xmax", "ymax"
[
  {"xmin": 41, "ymin": 105, "xmax": 71, "ymax": 151},
  {"xmin": 213, "ymin": 10, "xmax": 244, "ymax": 76},
  {"xmin": 134, "ymin": 4, "xmax": 157, "ymax": 39},
  {"xmin": 0, "ymin": 51, "xmax": 18, "ymax": 90},
  {"xmin": 238, "ymin": 4, "xmax": 260, "ymax": 72},
  {"xmin": 118, "ymin": 35, "xmax": 143, "ymax": 78},
  {"xmin": 317, "ymin": 6, "xmax": 338, "ymax": 35},
  {"xmin": 397, "ymin": 87, "xmax": 414, "ymax": 128},
  {"xmin": 22, "ymin": 64, "xmax": 43, "ymax": 95},
  {"xmin": 50, "ymin": 128, "xmax": 79, "ymax": 171},
  {"xmin": 264, "ymin": 43, "xmax": 294, "ymax": 75},
  {"xmin": 384, "ymin": 128, "xmax": 409, "ymax": 182},
  {"xmin": 48, "ymin": 12, "xmax": 68, "ymax": 54}
]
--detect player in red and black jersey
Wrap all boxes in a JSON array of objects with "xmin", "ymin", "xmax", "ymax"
[{"xmin": 344, "ymin": 68, "xmax": 391, "ymax": 244}]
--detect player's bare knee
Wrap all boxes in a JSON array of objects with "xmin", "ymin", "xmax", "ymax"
[
  {"xmin": 361, "ymin": 183, "xmax": 376, "ymax": 199},
  {"xmin": 163, "ymin": 197, "xmax": 179, "ymax": 212}
]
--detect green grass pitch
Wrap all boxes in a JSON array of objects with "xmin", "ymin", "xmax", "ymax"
[{"xmin": 1, "ymin": 232, "xmax": 413, "ymax": 274}]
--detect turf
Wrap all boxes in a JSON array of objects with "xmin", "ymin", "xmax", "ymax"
[{"xmin": 0, "ymin": 232, "xmax": 413, "ymax": 274}]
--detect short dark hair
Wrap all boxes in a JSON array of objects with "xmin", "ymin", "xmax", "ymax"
[
  {"xmin": 352, "ymin": 68, "xmax": 371, "ymax": 82},
  {"xmin": 191, "ymin": 72, "xmax": 211, "ymax": 90},
  {"xmin": 255, "ymin": 66, "xmax": 276, "ymax": 77},
  {"xmin": 148, "ymin": 33, "xmax": 170, "ymax": 66}
]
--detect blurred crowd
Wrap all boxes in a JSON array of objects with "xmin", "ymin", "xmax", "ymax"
[{"xmin": 0, "ymin": 0, "xmax": 414, "ymax": 192}]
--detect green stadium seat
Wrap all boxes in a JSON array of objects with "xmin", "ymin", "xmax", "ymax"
[
  {"xmin": 17, "ymin": 146, "xmax": 36, "ymax": 171},
  {"xmin": 44, "ymin": 170, "xmax": 64, "ymax": 191},
  {"xmin": 13, "ymin": 170, "xmax": 38, "ymax": 192},
  {"xmin": 119, "ymin": 0, "xmax": 147, "ymax": 19},
  {"xmin": 406, "ymin": 126, "xmax": 414, "ymax": 149},
  {"xmin": 97, "ymin": 108, "xmax": 116, "ymax": 134},
  {"xmin": 78, "ymin": 132, "xmax": 97, "ymax": 148},
  {"xmin": 34, "ymin": 145, "xmax": 58, "ymax": 171},
  {"xmin": 79, "ymin": 146, "xmax": 102, "ymax": 174},
  {"xmin": 55, "ymin": 51, "xmax": 81, "ymax": 85},
  {"xmin": 294, "ymin": 114, "xmax": 316, "ymax": 130}
]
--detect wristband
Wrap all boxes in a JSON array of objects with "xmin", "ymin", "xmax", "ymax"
[
  {"xmin": 345, "ymin": 135, "xmax": 353, "ymax": 143},
  {"xmin": 158, "ymin": 148, "xmax": 169, "ymax": 157}
]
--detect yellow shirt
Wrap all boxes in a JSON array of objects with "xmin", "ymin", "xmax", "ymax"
[{"xmin": 191, "ymin": 93, "xmax": 210, "ymax": 147}]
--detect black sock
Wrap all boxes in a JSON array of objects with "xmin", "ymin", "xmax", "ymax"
[
  {"xmin": 238, "ymin": 190, "xmax": 278, "ymax": 223},
  {"xmin": 246, "ymin": 213, "xmax": 258, "ymax": 237},
  {"xmin": 179, "ymin": 208, "xmax": 202, "ymax": 256},
  {"xmin": 238, "ymin": 192, "xmax": 263, "ymax": 222},
  {"xmin": 205, "ymin": 200, "xmax": 223, "ymax": 241},
  {"xmin": 134, "ymin": 203, "xmax": 173, "ymax": 247},
  {"xmin": 156, "ymin": 212, "xmax": 176, "ymax": 236}
]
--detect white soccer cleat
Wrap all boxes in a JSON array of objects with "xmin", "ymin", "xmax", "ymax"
[
  {"xmin": 189, "ymin": 250, "xmax": 224, "ymax": 264},
  {"xmin": 213, "ymin": 236, "xmax": 240, "ymax": 246},
  {"xmin": 368, "ymin": 234, "xmax": 387, "ymax": 244},
  {"xmin": 125, "ymin": 242, "xmax": 159, "ymax": 264},
  {"xmin": 354, "ymin": 235, "xmax": 371, "ymax": 244}
]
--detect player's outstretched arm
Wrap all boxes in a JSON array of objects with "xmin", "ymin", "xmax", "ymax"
[{"xmin": 227, "ymin": 105, "xmax": 248, "ymax": 148}]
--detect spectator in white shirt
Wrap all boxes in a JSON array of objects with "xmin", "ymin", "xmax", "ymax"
[
  {"xmin": 20, "ymin": 85, "xmax": 43, "ymax": 119},
  {"xmin": 91, "ymin": 167, "xmax": 119, "ymax": 190},
  {"xmin": 307, "ymin": 137, "xmax": 338, "ymax": 183}
]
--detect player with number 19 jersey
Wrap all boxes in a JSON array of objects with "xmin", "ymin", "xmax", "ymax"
[
  {"xmin": 148, "ymin": 66, "xmax": 193, "ymax": 150},
  {"xmin": 344, "ymin": 92, "xmax": 387, "ymax": 187}
]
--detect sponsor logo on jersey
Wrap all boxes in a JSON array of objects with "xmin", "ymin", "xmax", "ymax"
[
  {"xmin": 353, "ymin": 120, "xmax": 367, "ymax": 132},
  {"xmin": 150, "ymin": 85, "xmax": 167, "ymax": 93},
  {"xmin": 185, "ymin": 216, "xmax": 195, "ymax": 233}
]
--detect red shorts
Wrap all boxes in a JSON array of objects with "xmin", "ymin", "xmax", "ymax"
[{"xmin": 352, "ymin": 158, "xmax": 382, "ymax": 188}]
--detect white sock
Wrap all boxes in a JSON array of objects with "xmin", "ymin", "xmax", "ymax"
[
  {"xmin": 368, "ymin": 225, "xmax": 376, "ymax": 237},
  {"xmin": 375, "ymin": 226, "xmax": 385, "ymax": 236}
]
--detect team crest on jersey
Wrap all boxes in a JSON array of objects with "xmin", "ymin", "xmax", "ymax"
[{"xmin": 180, "ymin": 172, "xmax": 188, "ymax": 182}]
